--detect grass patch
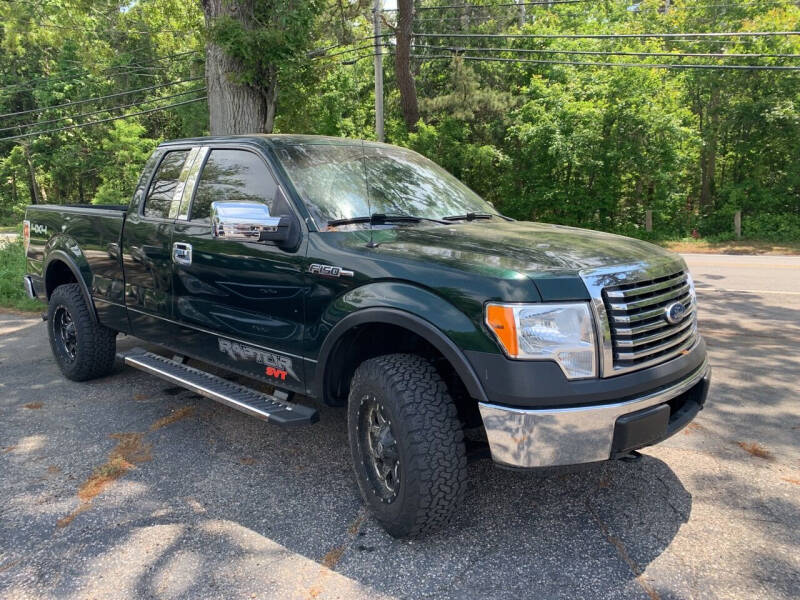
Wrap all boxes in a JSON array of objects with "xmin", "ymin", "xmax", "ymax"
[
  {"xmin": 0, "ymin": 225, "xmax": 18, "ymax": 234},
  {"xmin": 0, "ymin": 239, "xmax": 43, "ymax": 312}
]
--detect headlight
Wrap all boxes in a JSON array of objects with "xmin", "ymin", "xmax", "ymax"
[
  {"xmin": 686, "ymin": 271, "xmax": 697, "ymax": 304},
  {"xmin": 485, "ymin": 302, "xmax": 597, "ymax": 379}
]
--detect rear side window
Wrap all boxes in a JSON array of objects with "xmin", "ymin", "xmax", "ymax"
[
  {"xmin": 143, "ymin": 150, "xmax": 191, "ymax": 219},
  {"xmin": 190, "ymin": 149, "xmax": 279, "ymax": 222}
]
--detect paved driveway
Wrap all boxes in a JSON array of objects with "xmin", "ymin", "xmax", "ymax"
[{"xmin": 1, "ymin": 254, "xmax": 798, "ymax": 599}]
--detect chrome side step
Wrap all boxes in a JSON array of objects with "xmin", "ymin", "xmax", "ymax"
[{"xmin": 120, "ymin": 349, "xmax": 318, "ymax": 426}]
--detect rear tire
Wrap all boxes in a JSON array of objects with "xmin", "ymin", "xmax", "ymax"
[
  {"xmin": 347, "ymin": 353, "xmax": 468, "ymax": 537},
  {"xmin": 47, "ymin": 283, "xmax": 117, "ymax": 381}
]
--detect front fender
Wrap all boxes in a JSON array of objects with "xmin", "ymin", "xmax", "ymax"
[{"xmin": 314, "ymin": 281, "xmax": 499, "ymax": 403}]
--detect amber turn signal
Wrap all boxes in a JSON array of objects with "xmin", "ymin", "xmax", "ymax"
[{"xmin": 485, "ymin": 304, "xmax": 518, "ymax": 357}]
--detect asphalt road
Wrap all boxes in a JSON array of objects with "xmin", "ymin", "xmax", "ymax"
[{"xmin": 1, "ymin": 254, "xmax": 798, "ymax": 600}]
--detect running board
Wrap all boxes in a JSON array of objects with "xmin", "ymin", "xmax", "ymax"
[{"xmin": 120, "ymin": 349, "xmax": 318, "ymax": 426}]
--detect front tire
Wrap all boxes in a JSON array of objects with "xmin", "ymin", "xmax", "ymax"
[
  {"xmin": 47, "ymin": 283, "xmax": 116, "ymax": 381},
  {"xmin": 348, "ymin": 354, "xmax": 468, "ymax": 537}
]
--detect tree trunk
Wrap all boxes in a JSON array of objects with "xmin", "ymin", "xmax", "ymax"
[
  {"xmin": 22, "ymin": 143, "xmax": 41, "ymax": 205},
  {"xmin": 395, "ymin": 0, "xmax": 420, "ymax": 131},
  {"xmin": 699, "ymin": 84, "xmax": 720, "ymax": 212},
  {"xmin": 202, "ymin": 0, "xmax": 273, "ymax": 134}
]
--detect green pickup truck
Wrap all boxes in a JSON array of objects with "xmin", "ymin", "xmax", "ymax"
[{"xmin": 23, "ymin": 135, "xmax": 710, "ymax": 537}]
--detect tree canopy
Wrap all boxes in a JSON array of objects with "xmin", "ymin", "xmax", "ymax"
[{"xmin": 1, "ymin": 0, "xmax": 799, "ymax": 242}]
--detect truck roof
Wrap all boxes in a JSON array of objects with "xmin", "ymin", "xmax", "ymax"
[{"xmin": 158, "ymin": 134, "xmax": 394, "ymax": 151}]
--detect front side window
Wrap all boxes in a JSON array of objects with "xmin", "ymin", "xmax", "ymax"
[
  {"xmin": 143, "ymin": 150, "xmax": 190, "ymax": 219},
  {"xmin": 190, "ymin": 149, "xmax": 279, "ymax": 222},
  {"xmin": 275, "ymin": 143, "xmax": 498, "ymax": 230}
]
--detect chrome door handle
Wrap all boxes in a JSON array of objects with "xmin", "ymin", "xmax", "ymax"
[{"xmin": 172, "ymin": 242, "xmax": 192, "ymax": 266}]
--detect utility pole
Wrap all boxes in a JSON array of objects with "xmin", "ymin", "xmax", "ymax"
[
  {"xmin": 518, "ymin": 0, "xmax": 525, "ymax": 27},
  {"xmin": 373, "ymin": 0, "xmax": 384, "ymax": 142}
]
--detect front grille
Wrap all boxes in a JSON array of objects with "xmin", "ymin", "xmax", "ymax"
[{"xmin": 602, "ymin": 270, "xmax": 697, "ymax": 371}]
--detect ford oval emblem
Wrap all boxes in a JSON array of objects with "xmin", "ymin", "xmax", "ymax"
[{"xmin": 664, "ymin": 302, "xmax": 686, "ymax": 325}]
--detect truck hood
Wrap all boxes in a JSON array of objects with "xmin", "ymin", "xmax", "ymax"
[{"xmin": 362, "ymin": 220, "xmax": 681, "ymax": 280}]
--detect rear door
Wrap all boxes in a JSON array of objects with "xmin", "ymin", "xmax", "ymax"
[
  {"xmin": 170, "ymin": 146, "xmax": 309, "ymax": 392},
  {"xmin": 122, "ymin": 146, "xmax": 201, "ymax": 340}
]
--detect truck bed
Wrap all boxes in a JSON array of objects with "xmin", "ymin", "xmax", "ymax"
[{"xmin": 24, "ymin": 204, "xmax": 127, "ymax": 319}]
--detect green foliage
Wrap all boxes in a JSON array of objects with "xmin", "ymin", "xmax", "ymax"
[
  {"xmin": 0, "ymin": 239, "xmax": 41, "ymax": 312},
  {"xmin": 0, "ymin": 0, "xmax": 204, "ymax": 219},
  {"xmin": 92, "ymin": 120, "xmax": 158, "ymax": 205},
  {"xmin": 1, "ymin": 0, "xmax": 799, "ymax": 243},
  {"xmin": 208, "ymin": 1, "xmax": 322, "ymax": 90}
]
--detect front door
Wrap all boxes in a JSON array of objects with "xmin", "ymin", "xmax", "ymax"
[
  {"xmin": 122, "ymin": 146, "xmax": 200, "ymax": 341},
  {"xmin": 170, "ymin": 147, "xmax": 309, "ymax": 393}
]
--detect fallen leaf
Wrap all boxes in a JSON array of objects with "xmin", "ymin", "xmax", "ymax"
[
  {"xmin": 738, "ymin": 441, "xmax": 772, "ymax": 460},
  {"xmin": 321, "ymin": 545, "xmax": 345, "ymax": 570},
  {"xmin": 23, "ymin": 402, "xmax": 43, "ymax": 409},
  {"xmin": 149, "ymin": 406, "xmax": 195, "ymax": 431},
  {"xmin": 57, "ymin": 432, "xmax": 152, "ymax": 528}
]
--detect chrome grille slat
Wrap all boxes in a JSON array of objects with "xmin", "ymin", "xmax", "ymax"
[
  {"xmin": 615, "ymin": 325, "xmax": 696, "ymax": 361},
  {"xmin": 607, "ymin": 282, "xmax": 690, "ymax": 311},
  {"xmin": 611, "ymin": 292, "xmax": 691, "ymax": 323},
  {"xmin": 614, "ymin": 305, "xmax": 695, "ymax": 335},
  {"xmin": 614, "ymin": 316, "xmax": 695, "ymax": 347},
  {"xmin": 605, "ymin": 272, "xmax": 687, "ymax": 299},
  {"xmin": 601, "ymin": 269, "xmax": 698, "ymax": 372}
]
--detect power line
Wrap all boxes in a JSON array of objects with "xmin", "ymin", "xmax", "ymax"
[
  {"xmin": 414, "ymin": 31, "xmax": 800, "ymax": 40},
  {"xmin": 1, "ymin": 69, "xmax": 170, "ymax": 97},
  {"xmin": 35, "ymin": 20, "xmax": 187, "ymax": 35},
  {"xmin": 0, "ymin": 87, "xmax": 207, "ymax": 133},
  {"xmin": 385, "ymin": 0, "xmax": 799, "ymax": 10},
  {"xmin": 0, "ymin": 96, "xmax": 207, "ymax": 142},
  {"xmin": 308, "ymin": 33, "xmax": 391, "ymax": 57},
  {"xmin": 409, "ymin": 52, "xmax": 800, "ymax": 70},
  {"xmin": 382, "ymin": 1, "xmax": 590, "ymax": 11},
  {"xmin": 410, "ymin": 43, "xmax": 800, "ymax": 60},
  {"xmin": 312, "ymin": 43, "xmax": 378, "ymax": 60},
  {"xmin": 0, "ymin": 51, "xmax": 199, "ymax": 95},
  {"xmin": 342, "ymin": 49, "xmax": 800, "ymax": 70},
  {"xmin": 0, "ymin": 77, "xmax": 203, "ymax": 119}
]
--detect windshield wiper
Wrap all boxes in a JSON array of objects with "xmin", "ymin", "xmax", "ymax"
[
  {"xmin": 442, "ymin": 212, "xmax": 494, "ymax": 222},
  {"xmin": 328, "ymin": 213, "xmax": 447, "ymax": 228}
]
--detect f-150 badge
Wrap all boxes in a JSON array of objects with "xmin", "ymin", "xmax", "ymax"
[
  {"xmin": 218, "ymin": 339, "xmax": 297, "ymax": 381},
  {"xmin": 308, "ymin": 263, "xmax": 354, "ymax": 278}
]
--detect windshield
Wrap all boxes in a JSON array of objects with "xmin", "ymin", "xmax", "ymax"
[{"xmin": 274, "ymin": 143, "xmax": 498, "ymax": 229}]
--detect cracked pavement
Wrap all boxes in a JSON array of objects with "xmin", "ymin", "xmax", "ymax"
[{"xmin": 1, "ymin": 253, "xmax": 799, "ymax": 599}]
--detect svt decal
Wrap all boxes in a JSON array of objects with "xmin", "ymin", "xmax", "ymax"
[{"xmin": 265, "ymin": 366, "xmax": 288, "ymax": 381}]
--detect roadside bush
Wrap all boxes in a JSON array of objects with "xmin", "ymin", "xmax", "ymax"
[
  {"xmin": 742, "ymin": 213, "xmax": 800, "ymax": 242},
  {"xmin": 0, "ymin": 239, "xmax": 42, "ymax": 312},
  {"xmin": 697, "ymin": 209, "xmax": 800, "ymax": 242}
]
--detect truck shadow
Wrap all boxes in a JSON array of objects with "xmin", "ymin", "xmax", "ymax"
[
  {"xmin": 4, "ymin": 284, "xmax": 799, "ymax": 599},
  {"xmin": 33, "ymin": 386, "xmax": 700, "ymax": 599}
]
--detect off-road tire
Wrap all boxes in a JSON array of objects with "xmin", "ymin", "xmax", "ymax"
[
  {"xmin": 348, "ymin": 353, "xmax": 468, "ymax": 537},
  {"xmin": 47, "ymin": 283, "xmax": 117, "ymax": 381}
]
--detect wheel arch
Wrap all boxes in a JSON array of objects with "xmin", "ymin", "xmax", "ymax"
[
  {"xmin": 315, "ymin": 307, "xmax": 489, "ymax": 406},
  {"xmin": 43, "ymin": 249, "xmax": 97, "ymax": 322}
]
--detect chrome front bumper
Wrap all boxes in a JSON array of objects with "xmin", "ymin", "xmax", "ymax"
[{"xmin": 478, "ymin": 357, "xmax": 710, "ymax": 468}]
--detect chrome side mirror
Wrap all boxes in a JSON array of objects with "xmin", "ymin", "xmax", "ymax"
[{"xmin": 211, "ymin": 202, "xmax": 283, "ymax": 242}]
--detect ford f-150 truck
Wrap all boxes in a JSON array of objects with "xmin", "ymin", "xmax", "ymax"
[{"xmin": 23, "ymin": 135, "xmax": 710, "ymax": 537}]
